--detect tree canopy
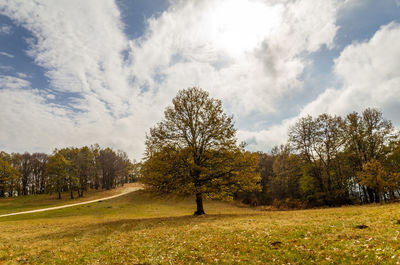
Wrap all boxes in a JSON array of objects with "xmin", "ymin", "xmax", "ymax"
[{"xmin": 141, "ymin": 87, "xmax": 260, "ymax": 215}]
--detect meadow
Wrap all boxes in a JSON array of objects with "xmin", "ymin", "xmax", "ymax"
[
  {"xmin": 0, "ymin": 184, "xmax": 137, "ymax": 216},
  {"xmin": 1, "ymin": 189, "xmax": 400, "ymax": 264}
]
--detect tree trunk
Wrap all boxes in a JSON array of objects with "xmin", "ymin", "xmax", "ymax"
[
  {"xmin": 194, "ymin": 193, "xmax": 205, "ymax": 215},
  {"xmin": 389, "ymin": 190, "xmax": 395, "ymax": 201},
  {"xmin": 367, "ymin": 188, "xmax": 375, "ymax": 203},
  {"xmin": 58, "ymin": 191, "xmax": 61, "ymax": 199},
  {"xmin": 362, "ymin": 186, "xmax": 368, "ymax": 203},
  {"xmin": 70, "ymin": 190, "xmax": 74, "ymax": 199},
  {"xmin": 375, "ymin": 190, "xmax": 380, "ymax": 203}
]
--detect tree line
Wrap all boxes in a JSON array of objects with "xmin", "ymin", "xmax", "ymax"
[
  {"xmin": 0, "ymin": 144, "xmax": 138, "ymax": 199},
  {"xmin": 243, "ymin": 108, "xmax": 400, "ymax": 208}
]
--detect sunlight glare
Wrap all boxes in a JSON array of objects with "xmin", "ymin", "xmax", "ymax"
[{"xmin": 205, "ymin": 0, "xmax": 282, "ymax": 57}]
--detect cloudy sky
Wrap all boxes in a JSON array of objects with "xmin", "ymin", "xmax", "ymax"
[{"xmin": 0, "ymin": 0, "xmax": 400, "ymax": 159}]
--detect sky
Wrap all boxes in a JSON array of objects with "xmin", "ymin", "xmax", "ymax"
[{"xmin": 0, "ymin": 0, "xmax": 400, "ymax": 160}]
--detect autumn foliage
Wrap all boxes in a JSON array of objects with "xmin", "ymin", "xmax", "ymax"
[{"xmin": 141, "ymin": 87, "xmax": 261, "ymax": 215}]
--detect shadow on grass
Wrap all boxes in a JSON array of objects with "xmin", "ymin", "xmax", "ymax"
[{"xmin": 31, "ymin": 213, "xmax": 260, "ymax": 241}]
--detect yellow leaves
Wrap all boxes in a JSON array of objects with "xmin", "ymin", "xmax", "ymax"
[
  {"xmin": 0, "ymin": 158, "xmax": 19, "ymax": 188},
  {"xmin": 358, "ymin": 159, "xmax": 391, "ymax": 192},
  {"xmin": 143, "ymin": 87, "xmax": 262, "ymax": 205}
]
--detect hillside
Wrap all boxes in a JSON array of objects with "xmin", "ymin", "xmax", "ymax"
[
  {"xmin": 1, "ymin": 190, "xmax": 400, "ymax": 264},
  {"xmin": 0, "ymin": 183, "xmax": 139, "ymax": 216}
]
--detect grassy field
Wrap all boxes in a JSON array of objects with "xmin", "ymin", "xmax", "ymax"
[
  {"xmin": 0, "ymin": 183, "xmax": 138, "ymax": 215},
  {"xmin": 1, "ymin": 190, "xmax": 400, "ymax": 264}
]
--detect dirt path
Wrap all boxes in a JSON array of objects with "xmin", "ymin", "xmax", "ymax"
[{"xmin": 0, "ymin": 186, "xmax": 143, "ymax": 218}]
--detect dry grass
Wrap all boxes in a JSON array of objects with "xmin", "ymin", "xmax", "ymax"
[
  {"xmin": 0, "ymin": 183, "xmax": 140, "ymax": 215},
  {"xmin": 1, "ymin": 190, "xmax": 400, "ymax": 264}
]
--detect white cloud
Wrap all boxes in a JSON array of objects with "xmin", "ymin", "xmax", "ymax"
[
  {"xmin": 240, "ymin": 22, "xmax": 400, "ymax": 152},
  {"xmin": 0, "ymin": 65, "xmax": 14, "ymax": 72},
  {"xmin": 0, "ymin": 0, "xmax": 135, "ymax": 115},
  {"xmin": 46, "ymin": 93, "xmax": 55, "ymax": 100},
  {"xmin": 0, "ymin": 87, "xmax": 74, "ymax": 153},
  {"xmin": 339, "ymin": 0, "xmax": 365, "ymax": 11},
  {"xmin": 16, "ymin": 72, "xmax": 29, "ymax": 79},
  {"xmin": 129, "ymin": 0, "xmax": 339, "ymax": 116},
  {"xmin": 300, "ymin": 22, "xmax": 400, "ymax": 119},
  {"xmin": 0, "ymin": 75, "xmax": 30, "ymax": 89},
  {"xmin": 0, "ymin": 24, "xmax": 12, "ymax": 35},
  {"xmin": 237, "ymin": 117, "xmax": 296, "ymax": 152},
  {"xmin": 0, "ymin": 52, "xmax": 14, "ymax": 58}
]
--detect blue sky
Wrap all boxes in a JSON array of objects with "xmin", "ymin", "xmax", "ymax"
[{"xmin": 0, "ymin": 0, "xmax": 400, "ymax": 159}]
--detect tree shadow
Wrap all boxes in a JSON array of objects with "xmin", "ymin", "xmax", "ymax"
[{"xmin": 31, "ymin": 213, "xmax": 260, "ymax": 241}]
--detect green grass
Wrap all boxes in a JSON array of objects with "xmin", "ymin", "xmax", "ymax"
[
  {"xmin": 1, "ymin": 190, "xmax": 400, "ymax": 264},
  {"xmin": 0, "ymin": 184, "xmax": 137, "ymax": 215}
]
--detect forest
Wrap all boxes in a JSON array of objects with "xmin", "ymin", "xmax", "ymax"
[
  {"xmin": 243, "ymin": 108, "xmax": 400, "ymax": 208},
  {"xmin": 0, "ymin": 144, "xmax": 137, "ymax": 199}
]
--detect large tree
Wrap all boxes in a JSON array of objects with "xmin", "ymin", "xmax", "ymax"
[
  {"xmin": 344, "ymin": 108, "xmax": 396, "ymax": 202},
  {"xmin": 141, "ymin": 87, "xmax": 260, "ymax": 215},
  {"xmin": 45, "ymin": 153, "xmax": 69, "ymax": 199},
  {"xmin": 288, "ymin": 113, "xmax": 350, "ymax": 205},
  {"xmin": 0, "ymin": 157, "xmax": 19, "ymax": 197},
  {"xmin": 30, "ymin": 153, "xmax": 48, "ymax": 194}
]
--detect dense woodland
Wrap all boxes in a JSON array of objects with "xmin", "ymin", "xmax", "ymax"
[
  {"xmin": 0, "ymin": 144, "xmax": 138, "ymax": 199},
  {"xmin": 243, "ymin": 108, "xmax": 400, "ymax": 208}
]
